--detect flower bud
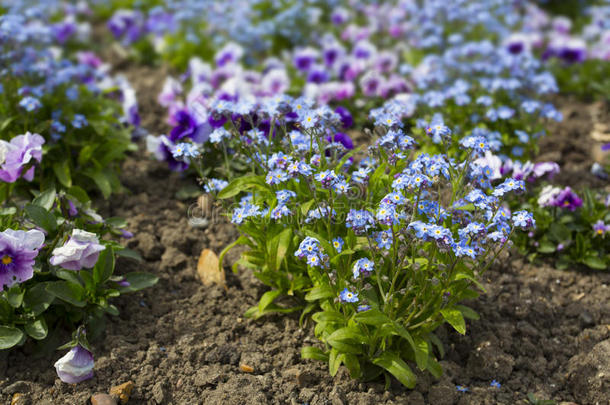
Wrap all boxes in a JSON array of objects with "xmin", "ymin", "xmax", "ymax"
[{"xmin": 54, "ymin": 345, "xmax": 94, "ymax": 384}]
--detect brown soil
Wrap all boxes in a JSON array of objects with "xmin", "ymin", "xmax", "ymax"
[
  {"xmin": 540, "ymin": 96, "xmax": 610, "ymax": 191},
  {"xmin": 1, "ymin": 64, "xmax": 609, "ymax": 405}
]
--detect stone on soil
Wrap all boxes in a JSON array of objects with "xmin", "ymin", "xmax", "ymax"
[{"xmin": 109, "ymin": 381, "xmax": 134, "ymax": 405}]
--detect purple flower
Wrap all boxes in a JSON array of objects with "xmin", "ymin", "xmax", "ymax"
[
  {"xmin": 52, "ymin": 20, "xmax": 77, "ymax": 44},
  {"xmin": 293, "ymin": 48, "xmax": 318, "ymax": 71},
  {"xmin": 76, "ymin": 51, "xmax": 103, "ymax": 68},
  {"xmin": 0, "ymin": 132, "xmax": 45, "ymax": 183},
  {"xmin": 593, "ymin": 220, "xmax": 609, "ymax": 236},
  {"xmin": 157, "ymin": 77, "xmax": 182, "ymax": 107},
  {"xmin": 107, "ymin": 9, "xmax": 144, "ymax": 43},
  {"xmin": 532, "ymin": 162, "xmax": 560, "ymax": 180},
  {"xmin": 50, "ymin": 230, "xmax": 105, "ymax": 271},
  {"xmin": 215, "ymin": 42, "xmax": 244, "ymax": 67},
  {"xmin": 325, "ymin": 132, "xmax": 354, "ymax": 150},
  {"xmin": 169, "ymin": 109, "xmax": 197, "ymax": 142},
  {"xmin": 0, "ymin": 229, "xmax": 45, "ymax": 290},
  {"xmin": 558, "ymin": 38, "xmax": 587, "ymax": 64},
  {"xmin": 334, "ymin": 106, "xmax": 353, "ymax": 128},
  {"xmin": 551, "ymin": 187, "xmax": 582, "ymax": 211},
  {"xmin": 54, "ymin": 345, "xmax": 94, "ymax": 384}
]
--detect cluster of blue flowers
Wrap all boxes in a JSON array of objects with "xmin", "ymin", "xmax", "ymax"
[{"xmin": 295, "ymin": 236, "xmax": 328, "ymax": 269}]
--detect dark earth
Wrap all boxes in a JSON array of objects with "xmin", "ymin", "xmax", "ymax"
[{"xmin": 0, "ymin": 60, "xmax": 609, "ymax": 404}]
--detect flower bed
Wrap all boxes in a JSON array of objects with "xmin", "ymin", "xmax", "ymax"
[{"xmin": 1, "ymin": 0, "xmax": 609, "ymax": 403}]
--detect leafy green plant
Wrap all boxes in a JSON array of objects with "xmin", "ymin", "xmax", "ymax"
[
  {"xmin": 0, "ymin": 185, "xmax": 157, "ymax": 350},
  {"xmin": 210, "ymin": 97, "xmax": 533, "ymax": 387}
]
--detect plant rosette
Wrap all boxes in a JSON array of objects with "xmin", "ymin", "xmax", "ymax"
[{"xmin": 208, "ymin": 96, "xmax": 534, "ymax": 387}]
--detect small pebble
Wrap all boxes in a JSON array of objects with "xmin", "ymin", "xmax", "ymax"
[
  {"xmin": 11, "ymin": 393, "xmax": 31, "ymax": 405},
  {"xmin": 109, "ymin": 381, "xmax": 134, "ymax": 405},
  {"xmin": 90, "ymin": 393, "xmax": 117, "ymax": 405},
  {"xmin": 239, "ymin": 364, "xmax": 254, "ymax": 373}
]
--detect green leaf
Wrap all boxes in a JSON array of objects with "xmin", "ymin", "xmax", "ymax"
[
  {"xmin": 300, "ymin": 199, "xmax": 316, "ymax": 216},
  {"xmin": 326, "ymin": 327, "xmax": 365, "ymax": 354},
  {"xmin": 440, "ymin": 308, "xmax": 466, "ymax": 335},
  {"xmin": 305, "ymin": 285, "xmax": 335, "ymax": 302},
  {"xmin": 312, "ymin": 310, "xmax": 344, "ymax": 324},
  {"xmin": 24, "ymin": 318, "xmax": 48, "ymax": 340},
  {"xmin": 343, "ymin": 353, "xmax": 362, "ymax": 378},
  {"xmin": 219, "ymin": 235, "xmax": 251, "ymax": 272},
  {"xmin": 23, "ymin": 283, "xmax": 55, "ymax": 316},
  {"xmin": 84, "ymin": 169, "xmax": 112, "ymax": 198},
  {"xmin": 93, "ymin": 246, "xmax": 114, "ymax": 284},
  {"xmin": 115, "ymin": 248, "xmax": 142, "ymax": 262},
  {"xmin": 0, "ymin": 326, "xmax": 24, "ymax": 349},
  {"xmin": 583, "ymin": 255, "xmax": 607, "ymax": 270},
  {"xmin": 32, "ymin": 188, "xmax": 56, "ymax": 211},
  {"xmin": 55, "ymin": 269, "xmax": 83, "ymax": 286},
  {"xmin": 0, "ymin": 207, "xmax": 17, "ymax": 216},
  {"xmin": 66, "ymin": 186, "xmax": 90, "ymax": 204},
  {"xmin": 537, "ymin": 240, "xmax": 556, "ymax": 254},
  {"xmin": 329, "ymin": 348, "xmax": 342, "ymax": 376},
  {"xmin": 456, "ymin": 304, "xmax": 480, "ymax": 320},
  {"xmin": 0, "ymin": 116, "xmax": 16, "ymax": 132},
  {"xmin": 24, "ymin": 204, "xmax": 57, "ymax": 233},
  {"xmin": 429, "ymin": 333, "xmax": 445, "ymax": 358},
  {"xmin": 116, "ymin": 272, "xmax": 158, "ymax": 292},
  {"xmin": 301, "ymin": 346, "xmax": 328, "ymax": 362},
  {"xmin": 354, "ymin": 308, "xmax": 390, "ymax": 326},
  {"xmin": 46, "ymin": 281, "xmax": 86, "ymax": 307},
  {"xmin": 373, "ymin": 351, "xmax": 416, "ymax": 389},
  {"xmin": 105, "ymin": 217, "xmax": 128, "ymax": 228},
  {"xmin": 390, "ymin": 322, "xmax": 429, "ymax": 369},
  {"xmin": 454, "ymin": 272, "xmax": 486, "ymax": 293},
  {"xmin": 104, "ymin": 304, "xmax": 119, "ymax": 316},
  {"xmin": 6, "ymin": 286, "xmax": 24, "ymax": 308},
  {"xmin": 412, "ymin": 336, "xmax": 429, "ymax": 371},
  {"xmin": 217, "ymin": 175, "xmax": 268, "ymax": 199},
  {"xmin": 427, "ymin": 356, "xmax": 443, "ymax": 378},
  {"xmin": 258, "ymin": 290, "xmax": 282, "ymax": 314},
  {"xmin": 274, "ymin": 228, "xmax": 292, "ymax": 271},
  {"xmin": 52, "ymin": 160, "xmax": 72, "ymax": 188}
]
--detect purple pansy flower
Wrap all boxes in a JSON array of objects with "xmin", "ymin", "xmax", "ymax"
[
  {"xmin": 169, "ymin": 109, "xmax": 197, "ymax": 141},
  {"xmin": 551, "ymin": 187, "xmax": 583, "ymax": 211},
  {"xmin": 0, "ymin": 229, "xmax": 45, "ymax": 290},
  {"xmin": 0, "ymin": 132, "xmax": 45, "ymax": 183},
  {"xmin": 593, "ymin": 220, "xmax": 609, "ymax": 236},
  {"xmin": 325, "ymin": 132, "xmax": 354, "ymax": 150},
  {"xmin": 334, "ymin": 106, "xmax": 353, "ymax": 128},
  {"xmin": 50, "ymin": 229, "xmax": 105, "ymax": 271},
  {"xmin": 54, "ymin": 345, "xmax": 94, "ymax": 384}
]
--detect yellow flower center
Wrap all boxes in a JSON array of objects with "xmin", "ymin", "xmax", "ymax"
[{"xmin": 1, "ymin": 255, "xmax": 12, "ymax": 265}]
